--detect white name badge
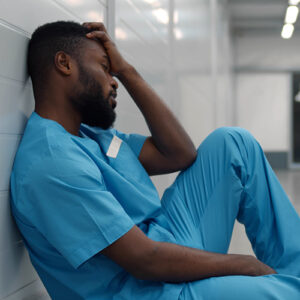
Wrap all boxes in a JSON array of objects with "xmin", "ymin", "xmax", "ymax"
[{"xmin": 106, "ymin": 135, "xmax": 123, "ymax": 158}]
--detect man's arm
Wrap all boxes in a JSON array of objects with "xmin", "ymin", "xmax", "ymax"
[
  {"xmin": 84, "ymin": 22, "xmax": 197, "ymax": 175},
  {"xmin": 117, "ymin": 66, "xmax": 197, "ymax": 175},
  {"xmin": 101, "ymin": 225, "xmax": 276, "ymax": 282}
]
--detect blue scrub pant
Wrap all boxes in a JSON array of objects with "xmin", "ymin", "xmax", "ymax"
[{"xmin": 160, "ymin": 127, "xmax": 300, "ymax": 299}]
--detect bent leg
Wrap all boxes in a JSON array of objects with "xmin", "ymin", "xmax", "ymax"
[{"xmin": 161, "ymin": 127, "xmax": 300, "ymax": 277}]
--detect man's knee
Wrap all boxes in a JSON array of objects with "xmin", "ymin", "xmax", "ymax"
[
  {"xmin": 211, "ymin": 126, "xmax": 254, "ymax": 141},
  {"xmin": 200, "ymin": 127, "xmax": 256, "ymax": 151}
]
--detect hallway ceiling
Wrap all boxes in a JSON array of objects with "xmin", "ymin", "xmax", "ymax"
[{"xmin": 228, "ymin": 0, "xmax": 300, "ymax": 35}]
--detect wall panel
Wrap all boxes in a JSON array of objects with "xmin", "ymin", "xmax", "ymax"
[
  {"xmin": 0, "ymin": 241, "xmax": 38, "ymax": 299},
  {"xmin": 0, "ymin": 192, "xmax": 22, "ymax": 253},
  {"xmin": 3, "ymin": 280, "xmax": 49, "ymax": 300},
  {"xmin": 0, "ymin": 25, "xmax": 28, "ymax": 82},
  {"xmin": 0, "ymin": 78, "xmax": 34, "ymax": 135},
  {"xmin": 0, "ymin": 135, "xmax": 22, "ymax": 192},
  {"xmin": 0, "ymin": 0, "xmax": 77, "ymax": 34},
  {"xmin": 54, "ymin": 0, "xmax": 105, "ymax": 22}
]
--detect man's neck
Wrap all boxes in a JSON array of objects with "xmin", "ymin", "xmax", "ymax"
[{"xmin": 34, "ymin": 103, "xmax": 82, "ymax": 137}]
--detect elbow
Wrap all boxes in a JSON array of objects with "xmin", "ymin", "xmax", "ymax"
[
  {"xmin": 177, "ymin": 148, "xmax": 197, "ymax": 170},
  {"xmin": 187, "ymin": 149, "xmax": 197, "ymax": 166},
  {"xmin": 129, "ymin": 242, "xmax": 161, "ymax": 281}
]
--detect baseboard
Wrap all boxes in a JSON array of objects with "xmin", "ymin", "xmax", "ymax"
[{"xmin": 264, "ymin": 151, "xmax": 288, "ymax": 169}]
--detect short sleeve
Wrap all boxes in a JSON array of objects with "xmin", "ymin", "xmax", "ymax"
[
  {"xmin": 24, "ymin": 150, "xmax": 135, "ymax": 269},
  {"xmin": 113, "ymin": 129, "xmax": 148, "ymax": 157}
]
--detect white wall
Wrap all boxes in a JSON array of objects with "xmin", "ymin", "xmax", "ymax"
[
  {"xmin": 177, "ymin": 0, "xmax": 234, "ymax": 148},
  {"xmin": 233, "ymin": 33, "xmax": 300, "ymax": 153},
  {"xmin": 0, "ymin": 0, "xmax": 234, "ymax": 298},
  {"xmin": 235, "ymin": 72, "xmax": 290, "ymax": 152}
]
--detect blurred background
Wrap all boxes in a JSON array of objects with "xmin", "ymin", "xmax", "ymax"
[{"xmin": 1, "ymin": 0, "xmax": 300, "ymax": 298}]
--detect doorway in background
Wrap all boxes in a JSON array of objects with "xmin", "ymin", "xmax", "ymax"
[{"xmin": 292, "ymin": 73, "xmax": 300, "ymax": 163}]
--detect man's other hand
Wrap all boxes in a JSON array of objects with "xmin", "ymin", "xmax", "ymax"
[{"xmin": 242, "ymin": 255, "xmax": 277, "ymax": 276}]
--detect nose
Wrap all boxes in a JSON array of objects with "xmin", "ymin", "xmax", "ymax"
[{"xmin": 109, "ymin": 74, "xmax": 118, "ymax": 91}]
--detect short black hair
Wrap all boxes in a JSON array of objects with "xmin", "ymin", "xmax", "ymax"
[{"xmin": 27, "ymin": 20, "xmax": 91, "ymax": 86}]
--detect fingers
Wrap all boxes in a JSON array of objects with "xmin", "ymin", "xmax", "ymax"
[
  {"xmin": 82, "ymin": 22, "xmax": 108, "ymax": 34},
  {"xmin": 86, "ymin": 30, "xmax": 112, "ymax": 44}
]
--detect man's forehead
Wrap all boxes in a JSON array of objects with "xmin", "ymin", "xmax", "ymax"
[{"xmin": 82, "ymin": 38, "xmax": 108, "ymax": 60}]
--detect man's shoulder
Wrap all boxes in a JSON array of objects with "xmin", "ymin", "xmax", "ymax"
[{"xmin": 13, "ymin": 122, "xmax": 99, "ymax": 184}]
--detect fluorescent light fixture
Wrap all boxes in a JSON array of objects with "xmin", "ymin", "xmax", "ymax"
[
  {"xmin": 281, "ymin": 23, "xmax": 294, "ymax": 39},
  {"xmin": 174, "ymin": 11, "xmax": 179, "ymax": 24},
  {"xmin": 115, "ymin": 27, "xmax": 128, "ymax": 40},
  {"xmin": 153, "ymin": 8, "xmax": 169, "ymax": 24},
  {"xmin": 285, "ymin": 5, "xmax": 299, "ymax": 24},
  {"xmin": 289, "ymin": 0, "xmax": 300, "ymax": 5},
  {"xmin": 86, "ymin": 11, "xmax": 103, "ymax": 22},
  {"xmin": 63, "ymin": 0, "xmax": 83, "ymax": 6},
  {"xmin": 174, "ymin": 28, "xmax": 183, "ymax": 40},
  {"xmin": 144, "ymin": 0, "xmax": 160, "ymax": 8}
]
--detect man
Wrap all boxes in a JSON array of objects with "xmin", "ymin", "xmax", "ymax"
[{"xmin": 10, "ymin": 21, "xmax": 300, "ymax": 299}]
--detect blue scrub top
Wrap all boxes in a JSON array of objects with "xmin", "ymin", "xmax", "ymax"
[{"xmin": 10, "ymin": 111, "xmax": 184, "ymax": 300}]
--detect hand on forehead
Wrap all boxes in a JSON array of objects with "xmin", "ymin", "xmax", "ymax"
[
  {"xmin": 81, "ymin": 21, "xmax": 129, "ymax": 77},
  {"xmin": 82, "ymin": 22, "xmax": 110, "ymax": 54}
]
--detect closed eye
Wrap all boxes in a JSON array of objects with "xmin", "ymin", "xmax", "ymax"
[{"xmin": 101, "ymin": 64, "xmax": 109, "ymax": 71}]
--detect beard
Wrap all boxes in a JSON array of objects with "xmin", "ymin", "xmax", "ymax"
[{"xmin": 70, "ymin": 62, "xmax": 116, "ymax": 129}]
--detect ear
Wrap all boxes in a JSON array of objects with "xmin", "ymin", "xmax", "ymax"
[{"xmin": 54, "ymin": 51, "xmax": 73, "ymax": 76}]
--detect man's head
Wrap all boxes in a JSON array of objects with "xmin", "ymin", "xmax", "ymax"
[{"xmin": 28, "ymin": 21, "xmax": 118, "ymax": 129}]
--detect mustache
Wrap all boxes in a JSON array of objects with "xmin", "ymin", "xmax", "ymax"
[{"xmin": 110, "ymin": 90, "xmax": 117, "ymax": 99}]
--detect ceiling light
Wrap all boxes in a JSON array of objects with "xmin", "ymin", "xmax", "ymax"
[
  {"xmin": 285, "ymin": 5, "xmax": 299, "ymax": 24},
  {"xmin": 63, "ymin": 0, "xmax": 83, "ymax": 6},
  {"xmin": 144, "ymin": 0, "xmax": 160, "ymax": 8},
  {"xmin": 153, "ymin": 8, "xmax": 169, "ymax": 24},
  {"xmin": 115, "ymin": 27, "xmax": 128, "ymax": 40},
  {"xmin": 174, "ymin": 28, "xmax": 183, "ymax": 40},
  {"xmin": 86, "ymin": 11, "xmax": 103, "ymax": 22},
  {"xmin": 281, "ymin": 23, "xmax": 294, "ymax": 39},
  {"xmin": 174, "ymin": 11, "xmax": 178, "ymax": 24},
  {"xmin": 289, "ymin": 0, "xmax": 300, "ymax": 5}
]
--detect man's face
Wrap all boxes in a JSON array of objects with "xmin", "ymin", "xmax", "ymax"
[{"xmin": 70, "ymin": 40, "xmax": 117, "ymax": 129}]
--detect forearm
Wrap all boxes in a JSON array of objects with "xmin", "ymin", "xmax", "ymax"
[
  {"xmin": 118, "ymin": 65, "xmax": 196, "ymax": 163},
  {"xmin": 137, "ymin": 241, "xmax": 275, "ymax": 282}
]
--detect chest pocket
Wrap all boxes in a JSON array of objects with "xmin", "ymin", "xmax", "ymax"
[
  {"xmin": 96, "ymin": 133, "xmax": 150, "ymax": 184},
  {"xmin": 110, "ymin": 136, "xmax": 150, "ymax": 184}
]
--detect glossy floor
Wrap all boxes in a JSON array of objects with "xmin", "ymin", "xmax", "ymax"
[{"xmin": 229, "ymin": 169, "xmax": 300, "ymax": 255}]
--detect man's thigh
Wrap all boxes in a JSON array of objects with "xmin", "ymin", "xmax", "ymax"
[{"xmin": 179, "ymin": 274, "xmax": 300, "ymax": 300}]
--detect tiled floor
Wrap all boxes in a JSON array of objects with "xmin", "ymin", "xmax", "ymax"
[{"xmin": 228, "ymin": 169, "xmax": 300, "ymax": 255}]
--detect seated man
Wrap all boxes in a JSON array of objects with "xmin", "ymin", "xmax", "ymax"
[{"xmin": 10, "ymin": 21, "xmax": 300, "ymax": 300}]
